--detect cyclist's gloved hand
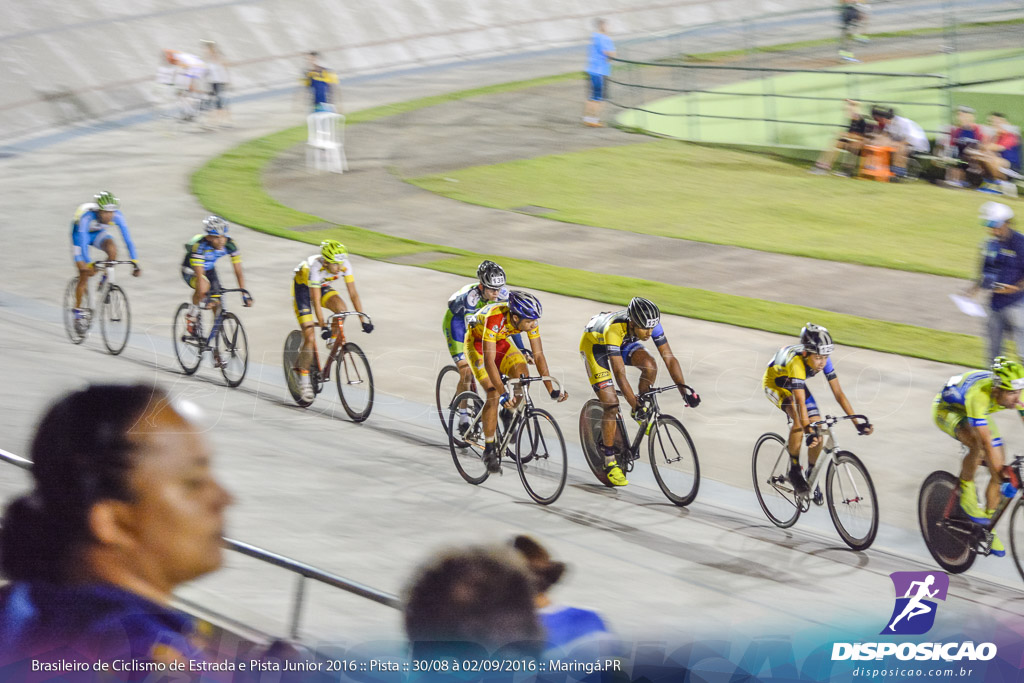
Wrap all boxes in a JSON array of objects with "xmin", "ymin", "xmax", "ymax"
[
  {"xmin": 361, "ymin": 321, "xmax": 373, "ymax": 334},
  {"xmin": 1001, "ymin": 481, "xmax": 1018, "ymax": 499},
  {"xmin": 682, "ymin": 385, "xmax": 701, "ymax": 408},
  {"xmin": 131, "ymin": 260, "xmax": 141, "ymax": 277},
  {"xmin": 524, "ymin": 350, "xmax": 535, "ymax": 366},
  {"xmin": 855, "ymin": 420, "xmax": 873, "ymax": 435},
  {"xmin": 321, "ymin": 328, "xmax": 332, "ymax": 340},
  {"xmin": 242, "ymin": 292, "xmax": 253, "ymax": 307},
  {"xmin": 631, "ymin": 402, "xmax": 651, "ymax": 424},
  {"xmin": 805, "ymin": 431, "xmax": 819, "ymax": 447}
]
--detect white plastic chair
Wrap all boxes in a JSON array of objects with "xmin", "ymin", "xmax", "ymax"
[{"xmin": 306, "ymin": 112, "xmax": 348, "ymax": 173}]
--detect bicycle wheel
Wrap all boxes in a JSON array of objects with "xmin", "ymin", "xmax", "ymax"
[
  {"xmin": 1010, "ymin": 498, "xmax": 1024, "ymax": 583},
  {"xmin": 515, "ymin": 408, "xmax": 567, "ymax": 505},
  {"xmin": 172, "ymin": 303, "xmax": 203, "ymax": 375},
  {"xmin": 99, "ymin": 285, "xmax": 131, "ymax": 355},
  {"xmin": 435, "ymin": 364, "xmax": 461, "ymax": 435},
  {"xmin": 825, "ymin": 451, "xmax": 879, "ymax": 550},
  {"xmin": 918, "ymin": 471, "xmax": 977, "ymax": 574},
  {"xmin": 63, "ymin": 277, "xmax": 88, "ymax": 344},
  {"xmin": 336, "ymin": 342, "xmax": 374, "ymax": 422},
  {"xmin": 282, "ymin": 330, "xmax": 314, "ymax": 407},
  {"xmin": 216, "ymin": 312, "xmax": 248, "ymax": 387},
  {"xmin": 752, "ymin": 432, "xmax": 801, "ymax": 529},
  {"xmin": 578, "ymin": 399, "xmax": 628, "ymax": 487},
  {"xmin": 448, "ymin": 390, "xmax": 489, "ymax": 485},
  {"xmin": 648, "ymin": 415, "xmax": 700, "ymax": 507}
]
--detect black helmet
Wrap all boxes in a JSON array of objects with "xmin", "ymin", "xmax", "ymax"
[
  {"xmin": 800, "ymin": 323, "xmax": 834, "ymax": 355},
  {"xmin": 627, "ymin": 297, "xmax": 661, "ymax": 329},
  {"xmin": 476, "ymin": 260, "xmax": 506, "ymax": 289}
]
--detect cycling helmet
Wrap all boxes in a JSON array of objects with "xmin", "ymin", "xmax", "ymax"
[
  {"xmin": 980, "ymin": 201, "xmax": 1014, "ymax": 228},
  {"xmin": 320, "ymin": 240, "xmax": 348, "ymax": 264},
  {"xmin": 94, "ymin": 191, "xmax": 120, "ymax": 211},
  {"xmin": 992, "ymin": 356, "xmax": 1024, "ymax": 391},
  {"xmin": 627, "ymin": 297, "xmax": 661, "ymax": 329},
  {"xmin": 507, "ymin": 290, "xmax": 543, "ymax": 320},
  {"xmin": 203, "ymin": 215, "xmax": 229, "ymax": 236},
  {"xmin": 800, "ymin": 323, "xmax": 834, "ymax": 355},
  {"xmin": 476, "ymin": 260, "xmax": 506, "ymax": 289}
]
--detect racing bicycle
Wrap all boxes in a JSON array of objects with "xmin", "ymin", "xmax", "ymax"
[
  {"xmin": 579, "ymin": 384, "xmax": 700, "ymax": 506},
  {"xmin": 752, "ymin": 414, "xmax": 878, "ymax": 550},
  {"xmin": 283, "ymin": 311, "xmax": 374, "ymax": 422},
  {"xmin": 172, "ymin": 288, "xmax": 251, "ymax": 387},
  {"xmin": 62, "ymin": 260, "xmax": 135, "ymax": 355},
  {"xmin": 448, "ymin": 376, "xmax": 567, "ymax": 505}
]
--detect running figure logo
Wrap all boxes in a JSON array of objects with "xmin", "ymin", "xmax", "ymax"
[{"xmin": 881, "ymin": 571, "xmax": 949, "ymax": 635}]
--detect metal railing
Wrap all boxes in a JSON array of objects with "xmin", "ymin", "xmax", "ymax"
[{"xmin": 0, "ymin": 447, "xmax": 400, "ymax": 641}]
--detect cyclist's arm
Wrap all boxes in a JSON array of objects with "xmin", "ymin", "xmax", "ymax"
[
  {"xmin": 971, "ymin": 421, "xmax": 1005, "ymax": 469},
  {"xmin": 609, "ymin": 353, "xmax": 638, "ymax": 410},
  {"xmin": 792, "ymin": 387, "xmax": 813, "ymax": 433},
  {"xmin": 345, "ymin": 280, "xmax": 363, "ymax": 313},
  {"xmin": 189, "ymin": 248, "xmax": 209, "ymax": 285},
  {"xmin": 74, "ymin": 215, "xmax": 92, "ymax": 259},
  {"xmin": 232, "ymin": 261, "xmax": 246, "ymax": 290},
  {"xmin": 113, "ymin": 213, "xmax": 138, "ymax": 261}
]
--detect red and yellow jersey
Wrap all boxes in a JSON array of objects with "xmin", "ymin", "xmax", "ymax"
[{"xmin": 466, "ymin": 302, "xmax": 541, "ymax": 347}]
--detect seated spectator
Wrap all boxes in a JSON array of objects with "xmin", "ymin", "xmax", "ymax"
[
  {"xmin": 974, "ymin": 112, "xmax": 1021, "ymax": 196},
  {"xmin": 870, "ymin": 105, "xmax": 929, "ymax": 181},
  {"xmin": 0, "ymin": 384, "xmax": 233, "ymax": 668},
  {"xmin": 940, "ymin": 106, "xmax": 984, "ymax": 188},
  {"xmin": 811, "ymin": 99, "xmax": 872, "ymax": 176},
  {"xmin": 511, "ymin": 535, "xmax": 619, "ymax": 658},
  {"xmin": 403, "ymin": 545, "xmax": 543, "ymax": 660}
]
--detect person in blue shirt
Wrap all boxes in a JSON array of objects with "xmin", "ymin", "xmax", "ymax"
[
  {"xmin": 304, "ymin": 51, "xmax": 338, "ymax": 112},
  {"xmin": 70, "ymin": 191, "xmax": 140, "ymax": 330},
  {"xmin": 967, "ymin": 202, "xmax": 1024, "ymax": 363},
  {"xmin": 583, "ymin": 18, "xmax": 615, "ymax": 128},
  {"xmin": 181, "ymin": 215, "xmax": 252, "ymax": 335},
  {"xmin": 0, "ymin": 384, "xmax": 233, "ymax": 669}
]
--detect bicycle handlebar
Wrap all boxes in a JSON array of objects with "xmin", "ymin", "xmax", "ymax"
[
  {"xmin": 325, "ymin": 311, "xmax": 372, "ymax": 325},
  {"xmin": 92, "ymin": 260, "xmax": 137, "ymax": 268},
  {"xmin": 810, "ymin": 414, "xmax": 870, "ymax": 430},
  {"xmin": 506, "ymin": 376, "xmax": 562, "ymax": 393},
  {"xmin": 204, "ymin": 288, "xmax": 252, "ymax": 302},
  {"xmin": 637, "ymin": 383, "xmax": 687, "ymax": 400}
]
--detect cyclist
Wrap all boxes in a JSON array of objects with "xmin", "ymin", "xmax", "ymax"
[
  {"xmin": 444, "ymin": 260, "xmax": 532, "ymax": 431},
  {"xmin": 579, "ymin": 297, "xmax": 701, "ymax": 487},
  {"xmin": 181, "ymin": 216, "xmax": 252, "ymax": 337},
  {"xmin": 70, "ymin": 191, "xmax": 141, "ymax": 334},
  {"xmin": 932, "ymin": 356, "xmax": 1024, "ymax": 557},
  {"xmin": 762, "ymin": 323, "xmax": 873, "ymax": 496},
  {"xmin": 464, "ymin": 290, "xmax": 568, "ymax": 473},
  {"xmin": 292, "ymin": 240, "xmax": 372, "ymax": 401}
]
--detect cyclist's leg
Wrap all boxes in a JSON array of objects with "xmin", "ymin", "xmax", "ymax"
[
  {"xmin": 466, "ymin": 340, "xmax": 497, "ymax": 438},
  {"xmin": 443, "ymin": 311, "xmax": 474, "ymax": 394},
  {"xmin": 293, "ymin": 281, "xmax": 317, "ymax": 370},
  {"xmin": 97, "ymin": 235, "xmax": 118, "ymax": 261},
  {"xmin": 624, "ymin": 345, "xmax": 657, "ymax": 395},
  {"xmin": 580, "ymin": 334, "xmax": 618, "ymax": 451},
  {"xmin": 320, "ymin": 285, "xmax": 345, "ymax": 333},
  {"xmin": 935, "ymin": 399, "xmax": 990, "ymax": 522},
  {"xmin": 803, "ymin": 391, "xmax": 823, "ymax": 467}
]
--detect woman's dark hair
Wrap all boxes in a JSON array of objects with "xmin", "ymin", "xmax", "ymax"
[
  {"xmin": 512, "ymin": 535, "xmax": 567, "ymax": 593},
  {"xmin": 0, "ymin": 384, "xmax": 165, "ymax": 582}
]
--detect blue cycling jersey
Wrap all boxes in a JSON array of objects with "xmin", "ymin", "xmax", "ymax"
[
  {"xmin": 71, "ymin": 206, "xmax": 138, "ymax": 261},
  {"xmin": 182, "ymin": 234, "xmax": 240, "ymax": 271}
]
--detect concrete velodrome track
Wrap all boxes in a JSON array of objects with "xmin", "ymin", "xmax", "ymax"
[{"xmin": 0, "ymin": 52, "xmax": 1021, "ymax": 651}]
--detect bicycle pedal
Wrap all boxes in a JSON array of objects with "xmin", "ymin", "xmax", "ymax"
[{"xmin": 812, "ymin": 486, "xmax": 824, "ymax": 506}]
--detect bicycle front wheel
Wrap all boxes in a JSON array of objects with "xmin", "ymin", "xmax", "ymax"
[
  {"xmin": 63, "ymin": 277, "xmax": 87, "ymax": 344},
  {"xmin": 515, "ymin": 408, "xmax": 567, "ymax": 505},
  {"xmin": 100, "ymin": 285, "xmax": 131, "ymax": 355},
  {"xmin": 336, "ymin": 342, "xmax": 374, "ymax": 422},
  {"xmin": 448, "ymin": 390, "xmax": 489, "ymax": 485},
  {"xmin": 217, "ymin": 312, "xmax": 249, "ymax": 387},
  {"xmin": 648, "ymin": 415, "xmax": 700, "ymax": 507},
  {"xmin": 918, "ymin": 470, "xmax": 976, "ymax": 574},
  {"xmin": 752, "ymin": 432, "xmax": 801, "ymax": 528},
  {"xmin": 172, "ymin": 303, "xmax": 203, "ymax": 374},
  {"xmin": 825, "ymin": 451, "xmax": 879, "ymax": 550},
  {"xmin": 1010, "ymin": 498, "xmax": 1024, "ymax": 584}
]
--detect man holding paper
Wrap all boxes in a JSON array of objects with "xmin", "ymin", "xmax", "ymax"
[{"xmin": 966, "ymin": 202, "xmax": 1024, "ymax": 362}]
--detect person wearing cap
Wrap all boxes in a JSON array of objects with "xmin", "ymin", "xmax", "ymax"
[
  {"xmin": 870, "ymin": 105, "xmax": 928, "ymax": 181},
  {"xmin": 967, "ymin": 202, "xmax": 1024, "ymax": 363},
  {"xmin": 510, "ymin": 535, "xmax": 618, "ymax": 657}
]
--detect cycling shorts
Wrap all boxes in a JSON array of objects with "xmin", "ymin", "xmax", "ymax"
[
  {"xmin": 765, "ymin": 385, "xmax": 821, "ymax": 418},
  {"xmin": 932, "ymin": 395, "xmax": 1003, "ymax": 446},
  {"xmin": 443, "ymin": 309, "xmax": 467, "ymax": 363},
  {"xmin": 181, "ymin": 265, "xmax": 222, "ymax": 292},
  {"xmin": 71, "ymin": 230, "xmax": 113, "ymax": 263},
  {"xmin": 579, "ymin": 332, "xmax": 645, "ymax": 392},
  {"xmin": 292, "ymin": 281, "xmax": 339, "ymax": 325},
  {"xmin": 466, "ymin": 338, "xmax": 526, "ymax": 384}
]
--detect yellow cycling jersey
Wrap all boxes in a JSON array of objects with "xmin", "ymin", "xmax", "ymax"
[
  {"xmin": 293, "ymin": 255, "xmax": 354, "ymax": 288},
  {"xmin": 763, "ymin": 344, "xmax": 837, "ymax": 399},
  {"xmin": 466, "ymin": 302, "xmax": 541, "ymax": 346}
]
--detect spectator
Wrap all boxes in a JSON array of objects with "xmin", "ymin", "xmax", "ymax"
[
  {"xmin": 304, "ymin": 51, "xmax": 338, "ymax": 113},
  {"xmin": 164, "ymin": 48, "xmax": 207, "ymax": 121},
  {"xmin": 0, "ymin": 384, "xmax": 233, "ymax": 666},
  {"xmin": 941, "ymin": 106, "xmax": 985, "ymax": 188},
  {"xmin": 974, "ymin": 113, "xmax": 1021, "ymax": 196},
  {"xmin": 511, "ymin": 535, "xmax": 618, "ymax": 658},
  {"xmin": 838, "ymin": 1, "xmax": 869, "ymax": 63},
  {"xmin": 810, "ymin": 99, "xmax": 871, "ymax": 176},
  {"xmin": 583, "ymin": 18, "xmax": 615, "ymax": 128},
  {"xmin": 870, "ymin": 105, "xmax": 928, "ymax": 181},
  {"xmin": 403, "ymin": 545, "xmax": 543, "ymax": 660},
  {"xmin": 966, "ymin": 202, "xmax": 1024, "ymax": 362},
  {"xmin": 202, "ymin": 40, "xmax": 232, "ymax": 127}
]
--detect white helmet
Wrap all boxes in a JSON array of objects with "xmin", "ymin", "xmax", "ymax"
[{"xmin": 980, "ymin": 201, "xmax": 1014, "ymax": 227}]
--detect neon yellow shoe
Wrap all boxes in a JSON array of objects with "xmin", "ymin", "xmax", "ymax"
[
  {"xmin": 604, "ymin": 462, "xmax": 629, "ymax": 487},
  {"xmin": 959, "ymin": 480, "xmax": 989, "ymax": 524},
  {"xmin": 990, "ymin": 531, "xmax": 1006, "ymax": 557}
]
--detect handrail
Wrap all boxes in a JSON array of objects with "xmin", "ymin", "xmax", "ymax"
[
  {"xmin": 0, "ymin": 447, "xmax": 400, "ymax": 641},
  {"xmin": 610, "ymin": 58, "xmax": 948, "ymax": 80}
]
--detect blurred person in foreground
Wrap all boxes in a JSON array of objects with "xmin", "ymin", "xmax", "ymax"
[
  {"xmin": 0, "ymin": 384, "xmax": 233, "ymax": 668},
  {"xmin": 869, "ymin": 105, "xmax": 928, "ymax": 182},
  {"xmin": 965, "ymin": 202, "xmax": 1024, "ymax": 363},
  {"xmin": 583, "ymin": 18, "xmax": 615, "ymax": 128},
  {"xmin": 810, "ymin": 99, "xmax": 871, "ymax": 176},
  {"xmin": 511, "ymin": 535, "xmax": 619, "ymax": 658},
  {"xmin": 404, "ymin": 545, "xmax": 543, "ymax": 660},
  {"xmin": 838, "ymin": 0, "xmax": 869, "ymax": 62}
]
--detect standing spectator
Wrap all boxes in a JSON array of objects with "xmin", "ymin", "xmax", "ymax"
[
  {"xmin": 966, "ymin": 202, "xmax": 1024, "ymax": 362},
  {"xmin": 511, "ymin": 536, "xmax": 618, "ymax": 658},
  {"xmin": 304, "ymin": 51, "xmax": 339, "ymax": 113},
  {"xmin": 810, "ymin": 99, "xmax": 871, "ymax": 176},
  {"xmin": 403, "ymin": 545, "xmax": 543, "ymax": 660},
  {"xmin": 0, "ymin": 384, "xmax": 233, "ymax": 666},
  {"xmin": 871, "ymin": 105, "xmax": 928, "ymax": 181},
  {"xmin": 583, "ymin": 18, "xmax": 615, "ymax": 128},
  {"xmin": 164, "ymin": 48, "xmax": 207, "ymax": 121},
  {"xmin": 203, "ymin": 40, "xmax": 232, "ymax": 127}
]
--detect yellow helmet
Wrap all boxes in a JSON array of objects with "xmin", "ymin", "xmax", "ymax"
[{"xmin": 320, "ymin": 240, "xmax": 347, "ymax": 264}]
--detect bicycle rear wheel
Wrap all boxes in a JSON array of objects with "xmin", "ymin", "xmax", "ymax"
[
  {"xmin": 825, "ymin": 451, "xmax": 879, "ymax": 550},
  {"xmin": 282, "ymin": 330, "xmax": 314, "ymax": 407},
  {"xmin": 918, "ymin": 470, "xmax": 977, "ymax": 574},
  {"xmin": 752, "ymin": 432, "xmax": 801, "ymax": 528},
  {"xmin": 578, "ymin": 399, "xmax": 628, "ymax": 487},
  {"xmin": 217, "ymin": 312, "xmax": 249, "ymax": 387},
  {"xmin": 649, "ymin": 415, "xmax": 700, "ymax": 507},
  {"xmin": 63, "ymin": 277, "xmax": 88, "ymax": 344},
  {"xmin": 448, "ymin": 390, "xmax": 489, "ymax": 485},
  {"xmin": 515, "ymin": 408, "xmax": 567, "ymax": 505},
  {"xmin": 435, "ymin": 364, "xmax": 461, "ymax": 435},
  {"xmin": 336, "ymin": 342, "xmax": 374, "ymax": 422},
  {"xmin": 1010, "ymin": 499, "xmax": 1024, "ymax": 584},
  {"xmin": 172, "ymin": 303, "xmax": 203, "ymax": 374}
]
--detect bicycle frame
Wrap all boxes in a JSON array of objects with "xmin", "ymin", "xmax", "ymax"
[
  {"xmin": 193, "ymin": 288, "xmax": 250, "ymax": 353},
  {"xmin": 461, "ymin": 376, "xmax": 562, "ymax": 454},
  {"xmin": 939, "ymin": 455, "xmax": 1024, "ymax": 541},
  {"xmin": 81, "ymin": 260, "xmax": 133, "ymax": 318},
  {"xmin": 309, "ymin": 311, "xmax": 372, "ymax": 382},
  {"xmin": 614, "ymin": 384, "xmax": 685, "ymax": 469},
  {"xmin": 776, "ymin": 414, "xmax": 869, "ymax": 505}
]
